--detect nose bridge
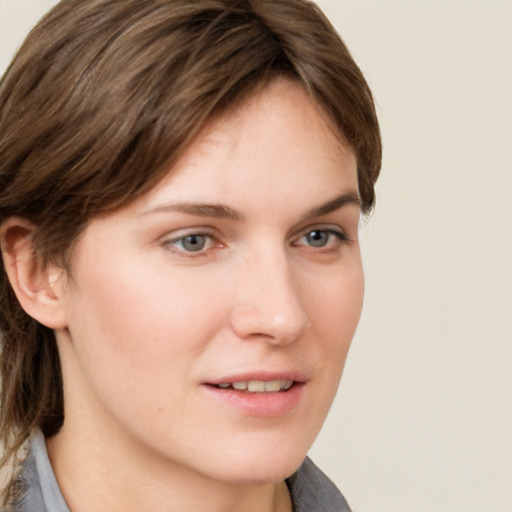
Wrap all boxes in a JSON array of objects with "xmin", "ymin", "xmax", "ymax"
[{"xmin": 231, "ymin": 242, "xmax": 310, "ymax": 344}]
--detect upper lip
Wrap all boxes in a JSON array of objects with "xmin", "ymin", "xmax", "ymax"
[{"xmin": 203, "ymin": 371, "xmax": 308, "ymax": 385}]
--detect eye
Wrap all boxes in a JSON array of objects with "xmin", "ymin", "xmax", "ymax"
[
  {"xmin": 294, "ymin": 228, "xmax": 347, "ymax": 249},
  {"xmin": 164, "ymin": 232, "xmax": 216, "ymax": 254},
  {"xmin": 178, "ymin": 234, "xmax": 208, "ymax": 252},
  {"xmin": 304, "ymin": 230, "xmax": 330, "ymax": 247}
]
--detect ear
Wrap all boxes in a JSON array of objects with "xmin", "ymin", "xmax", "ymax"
[{"xmin": 0, "ymin": 217, "xmax": 68, "ymax": 329}]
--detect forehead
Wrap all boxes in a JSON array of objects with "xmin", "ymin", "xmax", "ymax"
[
  {"xmin": 202, "ymin": 79, "xmax": 350, "ymax": 164},
  {"xmin": 151, "ymin": 79, "xmax": 356, "ymax": 197}
]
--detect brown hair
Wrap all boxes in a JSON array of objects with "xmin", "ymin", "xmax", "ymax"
[{"xmin": 0, "ymin": 0, "xmax": 381, "ymax": 502}]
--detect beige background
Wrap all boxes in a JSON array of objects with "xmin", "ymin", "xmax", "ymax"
[{"xmin": 1, "ymin": 1, "xmax": 511, "ymax": 511}]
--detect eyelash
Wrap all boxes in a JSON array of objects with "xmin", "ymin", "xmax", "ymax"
[{"xmin": 162, "ymin": 226, "xmax": 349, "ymax": 258}]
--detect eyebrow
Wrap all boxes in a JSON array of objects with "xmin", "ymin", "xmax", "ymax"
[
  {"xmin": 140, "ymin": 202, "xmax": 244, "ymax": 221},
  {"xmin": 298, "ymin": 191, "xmax": 361, "ymax": 222},
  {"xmin": 140, "ymin": 191, "xmax": 361, "ymax": 222}
]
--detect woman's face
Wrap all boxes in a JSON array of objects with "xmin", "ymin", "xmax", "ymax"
[{"xmin": 55, "ymin": 79, "xmax": 364, "ymax": 484}]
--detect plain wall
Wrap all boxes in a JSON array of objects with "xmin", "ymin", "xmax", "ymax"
[{"xmin": 1, "ymin": 1, "xmax": 511, "ymax": 511}]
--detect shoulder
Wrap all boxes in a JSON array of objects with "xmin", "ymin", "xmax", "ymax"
[
  {"xmin": 286, "ymin": 457, "xmax": 352, "ymax": 512},
  {"xmin": 8, "ymin": 430, "xmax": 69, "ymax": 512}
]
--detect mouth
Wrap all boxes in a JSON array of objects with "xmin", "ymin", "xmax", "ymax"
[
  {"xmin": 210, "ymin": 379, "xmax": 295, "ymax": 393},
  {"xmin": 202, "ymin": 372, "xmax": 307, "ymax": 416}
]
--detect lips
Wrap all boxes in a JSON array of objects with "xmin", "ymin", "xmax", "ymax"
[
  {"xmin": 205, "ymin": 371, "xmax": 307, "ymax": 391},
  {"xmin": 213, "ymin": 379, "xmax": 294, "ymax": 392},
  {"xmin": 202, "ymin": 372, "xmax": 307, "ymax": 416}
]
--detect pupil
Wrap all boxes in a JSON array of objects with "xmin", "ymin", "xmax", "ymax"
[
  {"xmin": 307, "ymin": 231, "xmax": 328, "ymax": 247},
  {"xmin": 183, "ymin": 235, "xmax": 206, "ymax": 251}
]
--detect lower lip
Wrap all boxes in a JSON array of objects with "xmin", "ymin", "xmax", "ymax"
[{"xmin": 202, "ymin": 383, "xmax": 305, "ymax": 417}]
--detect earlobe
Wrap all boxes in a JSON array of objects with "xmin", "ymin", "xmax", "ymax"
[{"xmin": 0, "ymin": 217, "xmax": 68, "ymax": 330}]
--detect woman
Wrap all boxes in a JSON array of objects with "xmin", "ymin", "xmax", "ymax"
[{"xmin": 0, "ymin": 0, "xmax": 381, "ymax": 510}]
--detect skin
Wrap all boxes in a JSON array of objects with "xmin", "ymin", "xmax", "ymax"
[{"xmin": 9, "ymin": 79, "xmax": 364, "ymax": 511}]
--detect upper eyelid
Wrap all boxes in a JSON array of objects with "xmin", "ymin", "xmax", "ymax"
[
  {"xmin": 292, "ymin": 224, "xmax": 347, "ymax": 240},
  {"xmin": 161, "ymin": 226, "xmax": 218, "ymax": 241},
  {"xmin": 293, "ymin": 229, "xmax": 345, "ymax": 245},
  {"xmin": 160, "ymin": 228, "xmax": 218, "ymax": 250}
]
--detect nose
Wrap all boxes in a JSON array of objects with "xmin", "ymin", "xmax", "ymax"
[{"xmin": 230, "ymin": 249, "xmax": 310, "ymax": 346}]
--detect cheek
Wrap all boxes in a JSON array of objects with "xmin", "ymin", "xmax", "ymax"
[
  {"xmin": 63, "ymin": 254, "xmax": 231, "ymax": 398},
  {"xmin": 306, "ymin": 260, "xmax": 364, "ymax": 338},
  {"xmin": 304, "ymin": 260, "xmax": 364, "ymax": 386}
]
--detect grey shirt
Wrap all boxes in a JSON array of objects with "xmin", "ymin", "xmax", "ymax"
[{"xmin": 12, "ymin": 430, "xmax": 351, "ymax": 511}]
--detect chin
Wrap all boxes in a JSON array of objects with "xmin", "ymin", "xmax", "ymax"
[{"xmin": 204, "ymin": 443, "xmax": 309, "ymax": 485}]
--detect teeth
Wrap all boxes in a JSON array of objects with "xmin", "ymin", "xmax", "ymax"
[
  {"xmin": 217, "ymin": 380, "xmax": 294, "ymax": 392},
  {"xmin": 248, "ymin": 381, "xmax": 265, "ymax": 392},
  {"xmin": 264, "ymin": 380, "xmax": 281, "ymax": 392},
  {"xmin": 282, "ymin": 379, "xmax": 294, "ymax": 390}
]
